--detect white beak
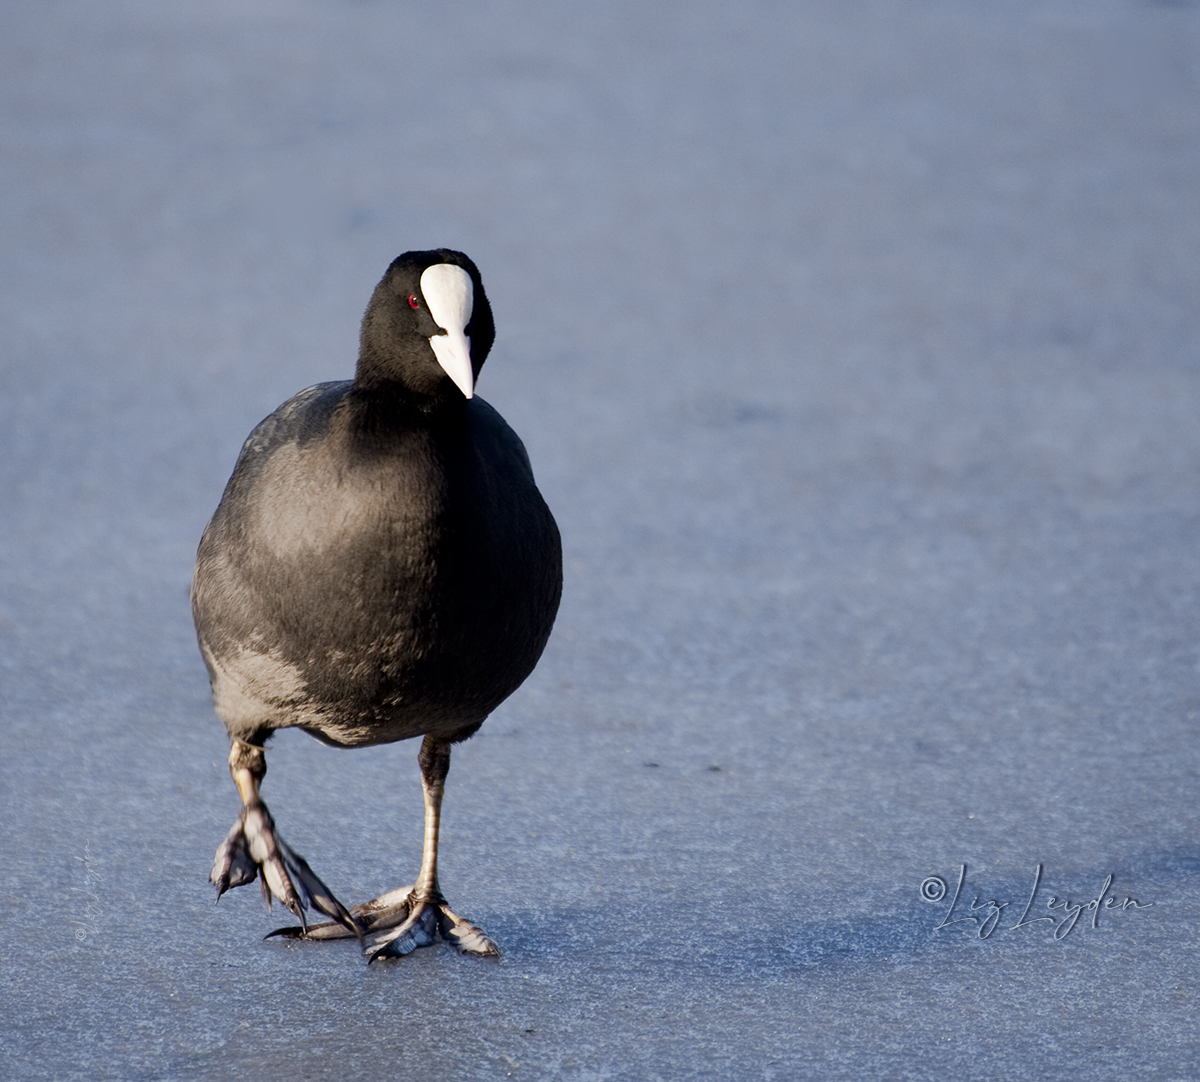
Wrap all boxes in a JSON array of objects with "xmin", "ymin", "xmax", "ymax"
[{"xmin": 420, "ymin": 263, "xmax": 475, "ymax": 399}]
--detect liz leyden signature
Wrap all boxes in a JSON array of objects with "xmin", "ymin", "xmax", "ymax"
[
  {"xmin": 921, "ymin": 864, "xmax": 1153, "ymax": 941},
  {"xmin": 70, "ymin": 840, "xmax": 102, "ymax": 941}
]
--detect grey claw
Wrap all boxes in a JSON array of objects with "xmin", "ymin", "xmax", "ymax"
[
  {"xmin": 263, "ymin": 924, "xmax": 306, "ymax": 940},
  {"xmin": 267, "ymin": 884, "xmax": 416, "ymax": 942},
  {"xmin": 365, "ymin": 906, "xmax": 440, "ymax": 962},
  {"xmin": 209, "ymin": 807, "xmax": 361, "ymax": 942},
  {"xmin": 265, "ymin": 919, "xmax": 351, "ymax": 941},
  {"xmin": 350, "ymin": 885, "xmax": 415, "ymax": 934},
  {"xmin": 438, "ymin": 908, "xmax": 501, "ymax": 958},
  {"xmin": 275, "ymin": 836, "xmax": 360, "ymax": 937},
  {"xmin": 211, "ymin": 812, "xmax": 258, "ymax": 898}
]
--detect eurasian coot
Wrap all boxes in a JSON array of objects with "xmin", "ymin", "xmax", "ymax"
[{"xmin": 192, "ymin": 249, "xmax": 562, "ymax": 960}]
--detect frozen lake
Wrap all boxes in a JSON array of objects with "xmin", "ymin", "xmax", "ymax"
[{"xmin": 3, "ymin": 1, "xmax": 1198, "ymax": 1078}]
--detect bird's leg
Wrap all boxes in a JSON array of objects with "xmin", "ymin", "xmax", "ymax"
[
  {"xmin": 412, "ymin": 733, "xmax": 450, "ymax": 906},
  {"xmin": 210, "ymin": 739, "xmax": 360, "ymax": 940},
  {"xmin": 361, "ymin": 735, "xmax": 500, "ymax": 961},
  {"xmin": 268, "ymin": 735, "xmax": 499, "ymax": 957}
]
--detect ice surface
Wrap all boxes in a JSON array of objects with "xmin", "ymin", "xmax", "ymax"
[{"xmin": 2, "ymin": 1, "xmax": 1198, "ymax": 1078}]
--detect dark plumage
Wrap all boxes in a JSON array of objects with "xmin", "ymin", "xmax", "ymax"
[{"xmin": 192, "ymin": 249, "xmax": 561, "ymax": 959}]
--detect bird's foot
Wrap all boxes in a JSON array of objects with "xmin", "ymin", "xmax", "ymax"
[
  {"xmin": 211, "ymin": 803, "xmax": 360, "ymax": 940},
  {"xmin": 266, "ymin": 884, "xmax": 415, "ymax": 941},
  {"xmin": 267, "ymin": 885, "xmax": 499, "ymax": 960},
  {"xmin": 365, "ymin": 892, "xmax": 500, "ymax": 962}
]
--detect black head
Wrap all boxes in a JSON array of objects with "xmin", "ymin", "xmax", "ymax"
[{"xmin": 356, "ymin": 249, "xmax": 496, "ymax": 399}]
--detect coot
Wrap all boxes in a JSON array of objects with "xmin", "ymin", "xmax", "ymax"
[{"xmin": 192, "ymin": 249, "xmax": 562, "ymax": 960}]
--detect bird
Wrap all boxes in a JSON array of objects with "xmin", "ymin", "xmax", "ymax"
[{"xmin": 191, "ymin": 249, "xmax": 562, "ymax": 961}]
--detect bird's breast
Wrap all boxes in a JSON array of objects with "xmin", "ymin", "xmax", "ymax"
[{"xmin": 248, "ymin": 438, "xmax": 442, "ymax": 564}]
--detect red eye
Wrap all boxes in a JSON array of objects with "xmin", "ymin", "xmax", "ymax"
[{"xmin": 408, "ymin": 294, "xmax": 420, "ymax": 309}]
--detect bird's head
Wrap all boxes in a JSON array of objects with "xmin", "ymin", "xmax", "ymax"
[{"xmin": 356, "ymin": 249, "xmax": 496, "ymax": 400}]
